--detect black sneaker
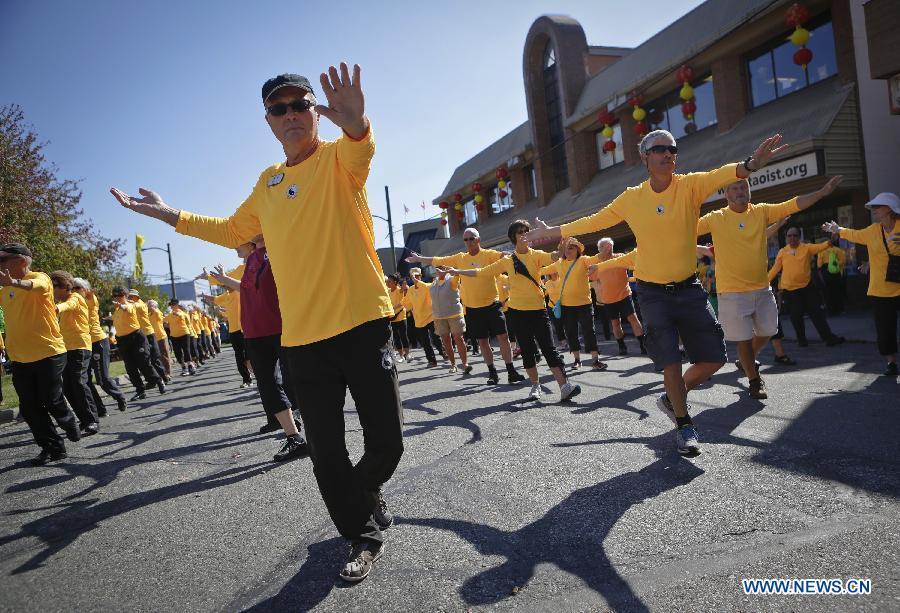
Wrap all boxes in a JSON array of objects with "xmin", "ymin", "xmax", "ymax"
[
  {"xmin": 773, "ymin": 354, "xmax": 797, "ymax": 365},
  {"xmin": 258, "ymin": 423, "xmax": 280, "ymax": 434},
  {"xmin": 117, "ymin": 399, "xmax": 127, "ymax": 412},
  {"xmin": 463, "ymin": 364, "xmax": 473, "ymax": 375},
  {"xmin": 130, "ymin": 390, "xmax": 146, "ymax": 402},
  {"xmin": 156, "ymin": 381, "xmax": 167, "ymax": 394},
  {"xmin": 32, "ymin": 448, "xmax": 67, "ymax": 466},
  {"xmin": 592, "ymin": 359, "xmax": 608, "ymax": 371},
  {"xmin": 884, "ymin": 362, "xmax": 899, "ymax": 377},
  {"xmin": 486, "ymin": 368, "xmax": 499, "ymax": 385},
  {"xmin": 339, "ymin": 540, "xmax": 384, "ymax": 583},
  {"xmin": 748, "ymin": 377, "xmax": 768, "ymax": 400},
  {"xmin": 273, "ymin": 437, "xmax": 309, "ymax": 462},
  {"xmin": 97, "ymin": 408, "xmax": 108, "ymax": 418},
  {"xmin": 825, "ymin": 335, "xmax": 845, "ymax": 347},
  {"xmin": 373, "ymin": 490, "xmax": 393, "ymax": 530},
  {"xmin": 535, "ymin": 353, "xmax": 542, "ymax": 363},
  {"xmin": 508, "ymin": 370, "xmax": 526, "ymax": 384},
  {"xmin": 82, "ymin": 422, "xmax": 100, "ymax": 436},
  {"xmin": 62, "ymin": 422, "xmax": 81, "ymax": 442}
]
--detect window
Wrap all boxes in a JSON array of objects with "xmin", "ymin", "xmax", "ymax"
[
  {"xmin": 646, "ymin": 74, "xmax": 717, "ymax": 139},
  {"xmin": 543, "ymin": 42, "xmax": 569, "ymax": 192},
  {"xmin": 595, "ymin": 123, "xmax": 624, "ymax": 170},
  {"xmin": 524, "ymin": 164, "xmax": 537, "ymax": 200},
  {"xmin": 491, "ymin": 180, "xmax": 514, "ymax": 214},
  {"xmin": 463, "ymin": 199, "xmax": 478, "ymax": 226},
  {"xmin": 748, "ymin": 18, "xmax": 837, "ymax": 107}
]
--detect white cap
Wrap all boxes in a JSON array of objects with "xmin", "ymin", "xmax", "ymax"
[
  {"xmin": 72, "ymin": 277, "xmax": 91, "ymax": 290},
  {"xmin": 865, "ymin": 192, "xmax": 900, "ymax": 214}
]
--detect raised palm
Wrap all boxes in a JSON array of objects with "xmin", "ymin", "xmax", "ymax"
[{"xmin": 315, "ymin": 63, "xmax": 366, "ymax": 135}]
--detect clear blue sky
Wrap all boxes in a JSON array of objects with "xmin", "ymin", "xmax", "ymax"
[{"xmin": 1, "ymin": 0, "xmax": 704, "ymax": 282}]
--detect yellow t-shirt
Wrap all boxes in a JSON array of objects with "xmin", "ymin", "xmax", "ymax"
[
  {"xmin": 768, "ymin": 242, "xmax": 830, "ymax": 291},
  {"xmin": 431, "ymin": 249, "xmax": 505, "ymax": 308},
  {"xmin": 816, "ymin": 246, "xmax": 846, "ymax": 273},
  {"xmin": 561, "ymin": 164, "xmax": 739, "ymax": 284},
  {"xmin": 175, "ymin": 126, "xmax": 393, "ymax": 347},
  {"xmin": 593, "ymin": 250, "xmax": 637, "ymax": 272},
  {"xmin": 56, "ymin": 292, "xmax": 93, "ymax": 352},
  {"xmin": 84, "ymin": 292, "xmax": 107, "ymax": 343},
  {"xmin": 477, "ymin": 249, "xmax": 553, "ymax": 311},
  {"xmin": 389, "ymin": 287, "xmax": 406, "ymax": 322},
  {"xmin": 840, "ymin": 220, "xmax": 900, "ymax": 298},
  {"xmin": 149, "ymin": 308, "xmax": 168, "ymax": 340},
  {"xmin": 544, "ymin": 278, "xmax": 560, "ymax": 303},
  {"xmin": 112, "ymin": 301, "xmax": 142, "ymax": 336},
  {"xmin": 498, "ymin": 277, "xmax": 510, "ymax": 312},
  {"xmin": 189, "ymin": 310, "xmax": 203, "ymax": 336},
  {"xmin": 166, "ymin": 310, "xmax": 192, "ymax": 337},
  {"xmin": 540, "ymin": 255, "xmax": 600, "ymax": 307},
  {"xmin": 131, "ymin": 299, "xmax": 154, "ymax": 336},
  {"xmin": 406, "ymin": 280, "xmax": 434, "ymax": 327},
  {"xmin": 0, "ymin": 272, "xmax": 67, "ymax": 363},
  {"xmin": 213, "ymin": 291, "xmax": 242, "ymax": 332},
  {"xmin": 697, "ymin": 198, "xmax": 799, "ymax": 293}
]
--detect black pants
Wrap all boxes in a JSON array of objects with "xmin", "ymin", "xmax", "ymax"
[
  {"xmin": 117, "ymin": 330, "xmax": 160, "ymax": 391},
  {"xmin": 593, "ymin": 303, "xmax": 612, "ymax": 340},
  {"xmin": 281, "ymin": 318, "xmax": 404, "ymax": 545},
  {"xmin": 822, "ymin": 270, "xmax": 845, "ymax": 315},
  {"xmin": 229, "ymin": 331, "xmax": 253, "ymax": 384},
  {"xmin": 406, "ymin": 313, "xmax": 418, "ymax": 347},
  {"xmin": 507, "ymin": 308, "xmax": 565, "ymax": 369},
  {"xmin": 63, "ymin": 349, "xmax": 99, "ymax": 427},
  {"xmin": 548, "ymin": 307, "xmax": 566, "ymax": 344},
  {"xmin": 872, "ymin": 295, "xmax": 900, "ymax": 356},
  {"xmin": 783, "ymin": 283, "xmax": 835, "ymax": 343},
  {"xmin": 562, "ymin": 304, "xmax": 598, "ymax": 353},
  {"xmin": 191, "ymin": 336, "xmax": 204, "ymax": 362},
  {"xmin": 12, "ymin": 354, "xmax": 77, "ymax": 453},
  {"xmin": 170, "ymin": 335, "xmax": 192, "ymax": 366},
  {"xmin": 414, "ymin": 323, "xmax": 437, "ymax": 363},
  {"xmin": 390, "ymin": 320, "xmax": 409, "ymax": 350},
  {"xmin": 245, "ymin": 334, "xmax": 292, "ymax": 426},
  {"xmin": 201, "ymin": 332, "xmax": 214, "ymax": 357},
  {"xmin": 211, "ymin": 330, "xmax": 221, "ymax": 354},
  {"xmin": 145, "ymin": 333, "xmax": 168, "ymax": 380},
  {"xmin": 89, "ymin": 338, "xmax": 126, "ymax": 408}
]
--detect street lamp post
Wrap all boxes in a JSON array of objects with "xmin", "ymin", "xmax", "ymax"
[
  {"xmin": 372, "ymin": 185, "xmax": 397, "ymax": 274},
  {"xmin": 141, "ymin": 243, "xmax": 177, "ymax": 299}
]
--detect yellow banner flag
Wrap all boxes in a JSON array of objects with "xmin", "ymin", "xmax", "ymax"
[{"xmin": 135, "ymin": 234, "xmax": 145, "ymax": 279}]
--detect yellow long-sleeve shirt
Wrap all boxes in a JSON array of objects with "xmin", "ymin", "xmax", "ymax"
[
  {"xmin": 149, "ymin": 307, "xmax": 168, "ymax": 340},
  {"xmin": 112, "ymin": 301, "xmax": 142, "ymax": 336},
  {"xmin": 476, "ymin": 249, "xmax": 553, "ymax": 311},
  {"xmin": 84, "ymin": 292, "xmax": 107, "ymax": 343},
  {"xmin": 840, "ymin": 220, "xmax": 900, "ymax": 298},
  {"xmin": 213, "ymin": 291, "xmax": 242, "ymax": 332},
  {"xmin": 389, "ymin": 287, "xmax": 406, "ymax": 322},
  {"xmin": 405, "ymin": 280, "xmax": 434, "ymax": 327},
  {"xmin": 174, "ymin": 126, "xmax": 393, "ymax": 347},
  {"xmin": 697, "ymin": 198, "xmax": 799, "ymax": 293},
  {"xmin": 768, "ymin": 241, "xmax": 830, "ymax": 291},
  {"xmin": 562, "ymin": 164, "xmax": 739, "ymax": 284},
  {"xmin": 0, "ymin": 272, "xmax": 67, "ymax": 363},
  {"xmin": 540, "ymin": 255, "xmax": 600, "ymax": 306},
  {"xmin": 430, "ymin": 249, "xmax": 505, "ymax": 308},
  {"xmin": 56, "ymin": 292, "xmax": 92, "ymax": 351},
  {"xmin": 131, "ymin": 299, "xmax": 154, "ymax": 336},
  {"xmin": 165, "ymin": 310, "xmax": 192, "ymax": 337}
]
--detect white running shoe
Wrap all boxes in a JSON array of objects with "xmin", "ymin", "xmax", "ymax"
[
  {"xmin": 528, "ymin": 384, "xmax": 542, "ymax": 401},
  {"xmin": 559, "ymin": 382, "xmax": 581, "ymax": 401},
  {"xmin": 655, "ymin": 394, "xmax": 678, "ymax": 426},
  {"xmin": 448, "ymin": 365, "xmax": 458, "ymax": 374}
]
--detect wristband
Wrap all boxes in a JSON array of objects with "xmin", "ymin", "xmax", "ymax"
[{"xmin": 742, "ymin": 156, "xmax": 757, "ymax": 173}]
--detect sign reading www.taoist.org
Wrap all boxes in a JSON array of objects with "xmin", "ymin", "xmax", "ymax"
[{"xmin": 703, "ymin": 151, "xmax": 821, "ymax": 203}]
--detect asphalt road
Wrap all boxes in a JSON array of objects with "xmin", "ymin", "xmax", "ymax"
[{"xmin": 1, "ymin": 318, "xmax": 898, "ymax": 612}]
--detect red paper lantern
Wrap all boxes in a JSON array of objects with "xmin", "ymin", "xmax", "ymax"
[
  {"xmin": 456, "ymin": 210, "xmax": 464, "ymax": 219},
  {"xmin": 627, "ymin": 91, "xmax": 643, "ymax": 108},
  {"xmin": 681, "ymin": 100, "xmax": 697, "ymax": 117},
  {"xmin": 439, "ymin": 201, "xmax": 449, "ymax": 209},
  {"xmin": 633, "ymin": 121, "xmax": 647, "ymax": 136},
  {"xmin": 440, "ymin": 219, "xmax": 447, "ymax": 226},
  {"xmin": 684, "ymin": 122, "xmax": 697, "ymax": 134},
  {"xmin": 597, "ymin": 109, "xmax": 616, "ymax": 126},
  {"xmin": 454, "ymin": 193, "xmax": 462, "ymax": 202},
  {"xmin": 495, "ymin": 168, "xmax": 508, "ymax": 180},
  {"xmin": 785, "ymin": 2, "xmax": 810, "ymax": 27},
  {"xmin": 475, "ymin": 203, "xmax": 484, "ymax": 211},
  {"xmin": 793, "ymin": 47, "xmax": 813, "ymax": 67},
  {"xmin": 602, "ymin": 140, "xmax": 617, "ymax": 153},
  {"xmin": 675, "ymin": 64, "xmax": 695, "ymax": 84},
  {"xmin": 498, "ymin": 189, "xmax": 508, "ymax": 198},
  {"xmin": 472, "ymin": 182, "xmax": 482, "ymax": 192}
]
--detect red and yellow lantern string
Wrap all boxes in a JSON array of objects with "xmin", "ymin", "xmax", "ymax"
[
  {"xmin": 597, "ymin": 108, "xmax": 616, "ymax": 153},
  {"xmin": 438, "ymin": 199, "xmax": 449, "ymax": 225},
  {"xmin": 628, "ymin": 91, "xmax": 646, "ymax": 137},
  {"xmin": 675, "ymin": 64, "xmax": 698, "ymax": 134},
  {"xmin": 496, "ymin": 167, "xmax": 509, "ymax": 202},
  {"xmin": 785, "ymin": 3, "xmax": 813, "ymax": 69},
  {"xmin": 472, "ymin": 182, "xmax": 484, "ymax": 212}
]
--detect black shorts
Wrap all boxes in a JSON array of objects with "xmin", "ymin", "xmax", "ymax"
[
  {"xmin": 603, "ymin": 296, "xmax": 635, "ymax": 321},
  {"xmin": 464, "ymin": 302, "xmax": 508, "ymax": 339}
]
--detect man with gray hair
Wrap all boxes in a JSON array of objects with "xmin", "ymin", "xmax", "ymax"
[
  {"xmin": 526, "ymin": 129, "xmax": 788, "ymax": 456},
  {"xmin": 406, "ymin": 227, "xmax": 526, "ymax": 385},
  {"xmin": 594, "ymin": 237, "xmax": 646, "ymax": 356}
]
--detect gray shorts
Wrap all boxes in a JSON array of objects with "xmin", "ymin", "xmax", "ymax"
[{"xmin": 636, "ymin": 279, "xmax": 726, "ymax": 369}]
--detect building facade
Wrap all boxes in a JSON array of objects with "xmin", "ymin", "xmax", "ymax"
[{"xmin": 423, "ymin": 0, "xmax": 899, "ymax": 302}]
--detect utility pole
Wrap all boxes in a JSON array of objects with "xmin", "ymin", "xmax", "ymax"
[
  {"xmin": 141, "ymin": 243, "xmax": 178, "ymax": 300},
  {"xmin": 384, "ymin": 185, "xmax": 396, "ymax": 274}
]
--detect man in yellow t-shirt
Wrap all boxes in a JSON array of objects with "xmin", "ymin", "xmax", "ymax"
[
  {"xmin": 110, "ymin": 66, "xmax": 402, "ymax": 581},
  {"xmin": 768, "ymin": 229, "xmax": 844, "ymax": 348},
  {"xmin": 403, "ymin": 267, "xmax": 440, "ymax": 366},
  {"xmin": 0, "ymin": 243, "xmax": 80, "ymax": 464},
  {"xmin": 165, "ymin": 300, "xmax": 197, "ymax": 375},
  {"xmin": 385, "ymin": 274, "xmax": 410, "ymax": 363},
  {"xmin": 147, "ymin": 299, "xmax": 172, "ymax": 379},
  {"xmin": 817, "ymin": 234, "xmax": 847, "ymax": 316},
  {"xmin": 112, "ymin": 286, "xmax": 165, "ymax": 401},
  {"xmin": 128, "ymin": 290, "xmax": 169, "ymax": 382},
  {"xmin": 406, "ymin": 227, "xmax": 525, "ymax": 384},
  {"xmin": 51, "ymin": 270, "xmax": 101, "ymax": 435},
  {"xmin": 698, "ymin": 175, "xmax": 841, "ymax": 397},
  {"xmin": 524, "ymin": 130, "xmax": 788, "ymax": 457}
]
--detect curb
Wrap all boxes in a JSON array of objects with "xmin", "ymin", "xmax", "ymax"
[{"xmin": 0, "ymin": 407, "xmax": 20, "ymax": 424}]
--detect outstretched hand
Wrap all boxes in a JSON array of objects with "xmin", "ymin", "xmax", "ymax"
[
  {"xmin": 820, "ymin": 175, "xmax": 843, "ymax": 196},
  {"xmin": 110, "ymin": 187, "xmax": 180, "ymax": 226},
  {"xmin": 821, "ymin": 221, "xmax": 841, "ymax": 234},
  {"xmin": 315, "ymin": 63, "xmax": 368, "ymax": 138},
  {"xmin": 751, "ymin": 134, "xmax": 790, "ymax": 169},
  {"xmin": 0, "ymin": 268, "xmax": 13, "ymax": 287},
  {"xmin": 405, "ymin": 251, "xmax": 423, "ymax": 263}
]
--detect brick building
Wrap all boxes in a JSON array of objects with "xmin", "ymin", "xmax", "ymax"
[{"xmin": 420, "ymin": 0, "xmax": 900, "ymax": 301}]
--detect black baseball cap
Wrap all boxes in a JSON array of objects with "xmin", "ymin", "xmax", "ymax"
[
  {"xmin": 169, "ymin": 298, "xmax": 180, "ymax": 306},
  {"xmin": 0, "ymin": 243, "xmax": 33, "ymax": 257},
  {"xmin": 111, "ymin": 286, "xmax": 127, "ymax": 297},
  {"xmin": 262, "ymin": 74, "xmax": 314, "ymax": 103}
]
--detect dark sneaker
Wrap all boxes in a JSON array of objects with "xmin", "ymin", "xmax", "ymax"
[
  {"xmin": 734, "ymin": 358, "xmax": 761, "ymax": 374},
  {"xmin": 748, "ymin": 377, "xmax": 768, "ymax": 400},
  {"xmin": 188, "ymin": 365, "xmax": 197, "ymax": 375},
  {"xmin": 773, "ymin": 354, "xmax": 797, "ymax": 365},
  {"xmin": 62, "ymin": 422, "xmax": 81, "ymax": 442},
  {"xmin": 463, "ymin": 364, "xmax": 473, "ymax": 375},
  {"xmin": 258, "ymin": 423, "xmax": 280, "ymax": 434},
  {"xmin": 571, "ymin": 359, "xmax": 581, "ymax": 370},
  {"xmin": 534, "ymin": 353, "xmax": 542, "ymax": 363},
  {"xmin": 618, "ymin": 347, "xmax": 628, "ymax": 356},
  {"xmin": 117, "ymin": 399, "xmax": 127, "ymax": 412},
  {"xmin": 486, "ymin": 368, "xmax": 499, "ymax": 385},
  {"xmin": 508, "ymin": 370, "xmax": 526, "ymax": 384},
  {"xmin": 655, "ymin": 394, "xmax": 677, "ymax": 426},
  {"xmin": 156, "ymin": 381, "xmax": 167, "ymax": 394},
  {"xmin": 373, "ymin": 490, "xmax": 393, "ymax": 530},
  {"xmin": 825, "ymin": 335, "xmax": 845, "ymax": 347},
  {"xmin": 273, "ymin": 437, "xmax": 309, "ymax": 462},
  {"xmin": 427, "ymin": 361, "xmax": 438, "ymax": 368},
  {"xmin": 592, "ymin": 359, "xmax": 608, "ymax": 371},
  {"xmin": 97, "ymin": 408, "xmax": 107, "ymax": 418},
  {"xmin": 82, "ymin": 422, "xmax": 100, "ymax": 436},
  {"xmin": 32, "ymin": 448, "xmax": 67, "ymax": 466},
  {"xmin": 130, "ymin": 390, "xmax": 146, "ymax": 402},
  {"xmin": 884, "ymin": 362, "xmax": 898, "ymax": 377},
  {"xmin": 676, "ymin": 425, "xmax": 701, "ymax": 457},
  {"xmin": 339, "ymin": 540, "xmax": 384, "ymax": 583}
]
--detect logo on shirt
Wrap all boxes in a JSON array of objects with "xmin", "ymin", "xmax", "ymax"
[
  {"xmin": 738, "ymin": 223, "xmax": 746, "ymax": 230},
  {"xmin": 286, "ymin": 184, "xmax": 298, "ymax": 199},
  {"xmin": 267, "ymin": 173, "xmax": 284, "ymax": 187},
  {"xmin": 655, "ymin": 205, "xmax": 665, "ymax": 215}
]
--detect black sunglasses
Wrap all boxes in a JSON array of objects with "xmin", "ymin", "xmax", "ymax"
[
  {"xmin": 786, "ymin": 233, "xmax": 800, "ymax": 237},
  {"xmin": 265, "ymin": 99, "xmax": 315, "ymax": 117},
  {"xmin": 463, "ymin": 237, "xmax": 478, "ymax": 242},
  {"xmin": 646, "ymin": 145, "xmax": 678, "ymax": 155}
]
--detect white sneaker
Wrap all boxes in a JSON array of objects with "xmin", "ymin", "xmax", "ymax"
[
  {"xmin": 395, "ymin": 355, "xmax": 405, "ymax": 363},
  {"xmin": 448, "ymin": 365, "xmax": 458, "ymax": 374},
  {"xmin": 559, "ymin": 382, "xmax": 581, "ymax": 401},
  {"xmin": 528, "ymin": 384, "xmax": 542, "ymax": 401}
]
